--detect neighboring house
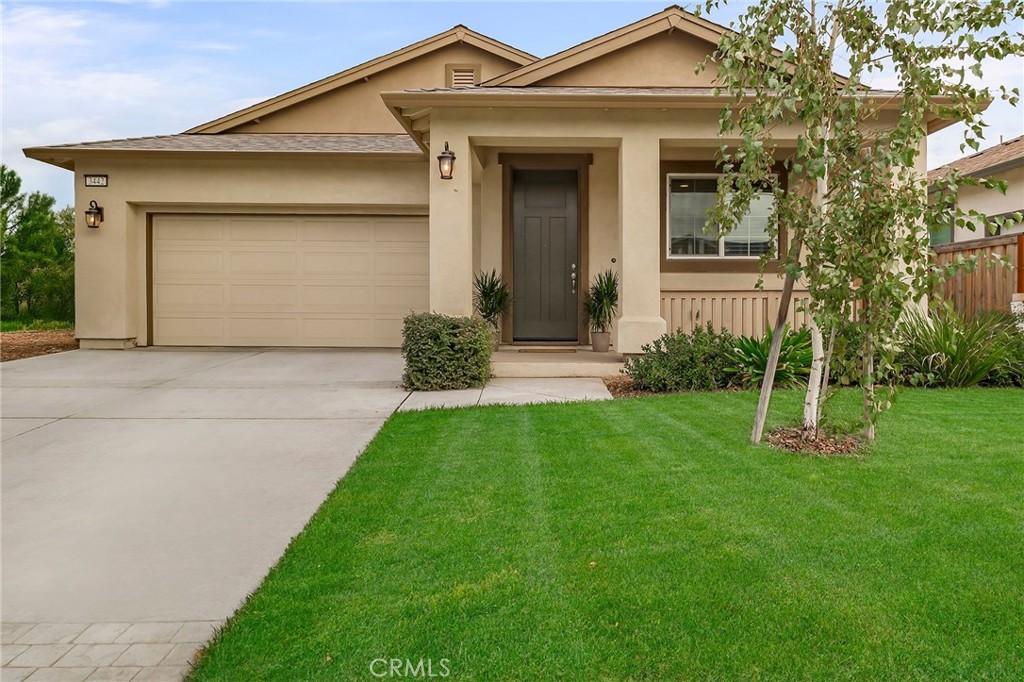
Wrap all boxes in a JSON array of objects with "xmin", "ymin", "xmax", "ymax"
[
  {"xmin": 25, "ymin": 6, "xmax": 956, "ymax": 353},
  {"xmin": 928, "ymin": 135, "xmax": 1024, "ymax": 245}
]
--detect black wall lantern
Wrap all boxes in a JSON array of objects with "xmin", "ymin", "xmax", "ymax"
[
  {"xmin": 437, "ymin": 141, "xmax": 456, "ymax": 180},
  {"xmin": 84, "ymin": 200, "xmax": 104, "ymax": 228}
]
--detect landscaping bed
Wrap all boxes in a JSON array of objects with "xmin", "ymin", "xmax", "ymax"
[
  {"xmin": 1, "ymin": 329, "xmax": 78, "ymax": 362},
  {"xmin": 189, "ymin": 388, "xmax": 1024, "ymax": 681}
]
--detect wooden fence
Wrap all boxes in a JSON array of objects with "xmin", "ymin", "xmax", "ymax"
[
  {"xmin": 933, "ymin": 233, "xmax": 1024, "ymax": 318},
  {"xmin": 660, "ymin": 289, "xmax": 811, "ymax": 337}
]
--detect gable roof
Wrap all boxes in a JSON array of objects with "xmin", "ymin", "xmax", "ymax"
[
  {"xmin": 928, "ymin": 135, "xmax": 1024, "ymax": 184},
  {"xmin": 482, "ymin": 5, "xmax": 848, "ymax": 87},
  {"xmin": 186, "ymin": 25, "xmax": 536, "ymax": 134}
]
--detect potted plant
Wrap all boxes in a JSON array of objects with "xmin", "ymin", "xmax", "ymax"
[
  {"xmin": 473, "ymin": 269, "xmax": 511, "ymax": 348},
  {"xmin": 584, "ymin": 269, "xmax": 619, "ymax": 352}
]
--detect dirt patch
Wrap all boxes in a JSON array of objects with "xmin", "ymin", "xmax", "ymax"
[
  {"xmin": 767, "ymin": 427, "xmax": 863, "ymax": 457},
  {"xmin": 1, "ymin": 329, "xmax": 78, "ymax": 362},
  {"xmin": 603, "ymin": 375, "xmax": 664, "ymax": 399}
]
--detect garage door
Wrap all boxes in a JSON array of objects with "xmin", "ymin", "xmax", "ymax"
[{"xmin": 152, "ymin": 214, "xmax": 428, "ymax": 347}]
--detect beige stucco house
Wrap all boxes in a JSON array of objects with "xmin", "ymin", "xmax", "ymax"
[
  {"xmin": 928, "ymin": 135, "xmax": 1024, "ymax": 245},
  {"xmin": 26, "ymin": 6, "xmax": 951, "ymax": 353}
]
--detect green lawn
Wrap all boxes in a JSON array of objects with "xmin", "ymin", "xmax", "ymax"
[{"xmin": 189, "ymin": 389, "xmax": 1023, "ymax": 681}]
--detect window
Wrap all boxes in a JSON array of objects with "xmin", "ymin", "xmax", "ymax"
[
  {"xmin": 929, "ymin": 220, "xmax": 953, "ymax": 246},
  {"xmin": 667, "ymin": 174, "xmax": 775, "ymax": 258}
]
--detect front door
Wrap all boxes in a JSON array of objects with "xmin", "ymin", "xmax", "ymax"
[{"xmin": 512, "ymin": 169, "xmax": 579, "ymax": 341}]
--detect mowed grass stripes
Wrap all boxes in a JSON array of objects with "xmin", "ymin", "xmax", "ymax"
[{"xmin": 190, "ymin": 388, "xmax": 1024, "ymax": 681}]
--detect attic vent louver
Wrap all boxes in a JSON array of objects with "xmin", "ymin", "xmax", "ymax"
[{"xmin": 450, "ymin": 68, "xmax": 477, "ymax": 88}]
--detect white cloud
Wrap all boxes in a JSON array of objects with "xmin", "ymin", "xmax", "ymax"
[{"xmin": 1, "ymin": 4, "xmax": 251, "ymax": 205}]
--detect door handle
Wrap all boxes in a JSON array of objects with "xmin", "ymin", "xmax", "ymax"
[{"xmin": 571, "ymin": 263, "xmax": 577, "ymax": 294}]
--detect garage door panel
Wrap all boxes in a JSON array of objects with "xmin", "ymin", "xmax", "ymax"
[
  {"xmin": 229, "ymin": 285, "xmax": 298, "ymax": 307},
  {"xmin": 229, "ymin": 252, "xmax": 299, "ymax": 275},
  {"xmin": 374, "ymin": 318, "xmax": 406, "ymax": 343},
  {"xmin": 157, "ymin": 251, "xmax": 224, "ymax": 275},
  {"xmin": 155, "ymin": 317, "xmax": 225, "ymax": 343},
  {"xmin": 302, "ymin": 285, "xmax": 373, "ymax": 309},
  {"xmin": 152, "ymin": 214, "xmax": 428, "ymax": 347},
  {"xmin": 229, "ymin": 317, "xmax": 299, "ymax": 341},
  {"xmin": 375, "ymin": 220, "xmax": 430, "ymax": 243},
  {"xmin": 303, "ymin": 318, "xmax": 374, "ymax": 341},
  {"xmin": 375, "ymin": 285, "xmax": 429, "ymax": 308},
  {"xmin": 303, "ymin": 252, "xmax": 372, "ymax": 275},
  {"xmin": 301, "ymin": 219, "xmax": 374, "ymax": 242},
  {"xmin": 228, "ymin": 219, "xmax": 298, "ymax": 242},
  {"xmin": 155, "ymin": 217, "xmax": 224, "ymax": 240},
  {"xmin": 374, "ymin": 252, "xmax": 429, "ymax": 276},
  {"xmin": 156, "ymin": 283, "xmax": 225, "ymax": 306}
]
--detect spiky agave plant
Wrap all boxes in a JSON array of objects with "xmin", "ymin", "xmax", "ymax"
[
  {"xmin": 472, "ymin": 269, "xmax": 511, "ymax": 330},
  {"xmin": 726, "ymin": 324, "xmax": 813, "ymax": 389}
]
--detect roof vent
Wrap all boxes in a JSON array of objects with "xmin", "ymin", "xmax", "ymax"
[{"xmin": 449, "ymin": 67, "xmax": 478, "ymax": 88}]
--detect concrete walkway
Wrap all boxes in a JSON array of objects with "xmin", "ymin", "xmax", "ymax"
[
  {"xmin": 1, "ymin": 349, "xmax": 610, "ymax": 681},
  {"xmin": 399, "ymin": 377, "xmax": 611, "ymax": 411}
]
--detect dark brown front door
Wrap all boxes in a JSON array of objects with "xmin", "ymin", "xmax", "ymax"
[{"xmin": 512, "ymin": 169, "xmax": 579, "ymax": 341}]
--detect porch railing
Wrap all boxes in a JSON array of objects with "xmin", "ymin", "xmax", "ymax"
[{"xmin": 660, "ymin": 289, "xmax": 811, "ymax": 338}]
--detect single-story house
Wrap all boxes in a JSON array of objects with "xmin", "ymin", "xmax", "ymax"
[
  {"xmin": 25, "ymin": 5, "xmax": 954, "ymax": 353},
  {"xmin": 928, "ymin": 134, "xmax": 1024, "ymax": 245}
]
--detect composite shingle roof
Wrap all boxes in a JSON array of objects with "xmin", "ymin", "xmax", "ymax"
[
  {"xmin": 928, "ymin": 135, "xmax": 1024, "ymax": 184},
  {"xmin": 26, "ymin": 133, "xmax": 423, "ymax": 154}
]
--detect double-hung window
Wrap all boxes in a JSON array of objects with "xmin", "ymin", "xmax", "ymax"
[{"xmin": 666, "ymin": 174, "xmax": 776, "ymax": 258}]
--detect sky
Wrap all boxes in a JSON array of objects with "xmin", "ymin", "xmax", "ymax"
[{"xmin": 2, "ymin": 1, "xmax": 1022, "ymax": 208}]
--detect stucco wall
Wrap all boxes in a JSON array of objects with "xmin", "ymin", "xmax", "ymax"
[
  {"xmin": 228, "ymin": 44, "xmax": 522, "ymax": 134},
  {"xmin": 952, "ymin": 164, "xmax": 1024, "ymax": 240},
  {"xmin": 537, "ymin": 31, "xmax": 721, "ymax": 87},
  {"xmin": 73, "ymin": 155, "xmax": 427, "ymax": 346}
]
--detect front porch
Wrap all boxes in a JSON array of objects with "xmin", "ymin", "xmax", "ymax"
[
  {"xmin": 491, "ymin": 345, "xmax": 624, "ymax": 378},
  {"xmin": 384, "ymin": 94, "xmax": 811, "ymax": 355}
]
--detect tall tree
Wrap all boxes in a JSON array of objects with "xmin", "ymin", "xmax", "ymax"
[
  {"xmin": 1, "ymin": 164, "xmax": 26, "ymax": 258},
  {"xmin": 699, "ymin": 0, "xmax": 1024, "ymax": 442},
  {"xmin": 1, "ymin": 166, "xmax": 76, "ymax": 320}
]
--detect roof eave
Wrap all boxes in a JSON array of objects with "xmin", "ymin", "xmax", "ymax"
[
  {"xmin": 382, "ymin": 89, "xmax": 915, "ymax": 109},
  {"xmin": 23, "ymin": 146, "xmax": 426, "ymax": 171}
]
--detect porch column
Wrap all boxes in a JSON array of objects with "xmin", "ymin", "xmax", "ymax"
[
  {"xmin": 428, "ymin": 130, "xmax": 474, "ymax": 316},
  {"xmin": 616, "ymin": 134, "xmax": 666, "ymax": 353}
]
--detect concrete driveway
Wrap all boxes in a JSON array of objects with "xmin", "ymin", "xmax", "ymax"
[{"xmin": 1, "ymin": 348, "xmax": 409, "ymax": 679}]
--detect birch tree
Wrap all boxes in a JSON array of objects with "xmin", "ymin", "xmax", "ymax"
[{"xmin": 698, "ymin": 0, "xmax": 1024, "ymax": 442}]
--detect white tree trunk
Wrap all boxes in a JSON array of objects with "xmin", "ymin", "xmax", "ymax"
[
  {"xmin": 816, "ymin": 326, "xmax": 837, "ymax": 435},
  {"xmin": 803, "ymin": 318, "xmax": 824, "ymax": 430}
]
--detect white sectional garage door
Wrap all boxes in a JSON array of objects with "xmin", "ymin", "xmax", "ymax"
[{"xmin": 152, "ymin": 214, "xmax": 428, "ymax": 347}]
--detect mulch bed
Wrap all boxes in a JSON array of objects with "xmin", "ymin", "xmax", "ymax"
[
  {"xmin": 767, "ymin": 427, "xmax": 863, "ymax": 457},
  {"xmin": 1, "ymin": 329, "xmax": 78, "ymax": 362},
  {"xmin": 603, "ymin": 375, "xmax": 663, "ymax": 398}
]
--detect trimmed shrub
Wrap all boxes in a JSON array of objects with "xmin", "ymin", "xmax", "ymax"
[
  {"xmin": 727, "ymin": 324, "xmax": 813, "ymax": 389},
  {"xmin": 624, "ymin": 323, "xmax": 735, "ymax": 392},
  {"xmin": 897, "ymin": 309, "xmax": 1020, "ymax": 388},
  {"xmin": 402, "ymin": 312, "xmax": 492, "ymax": 391}
]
